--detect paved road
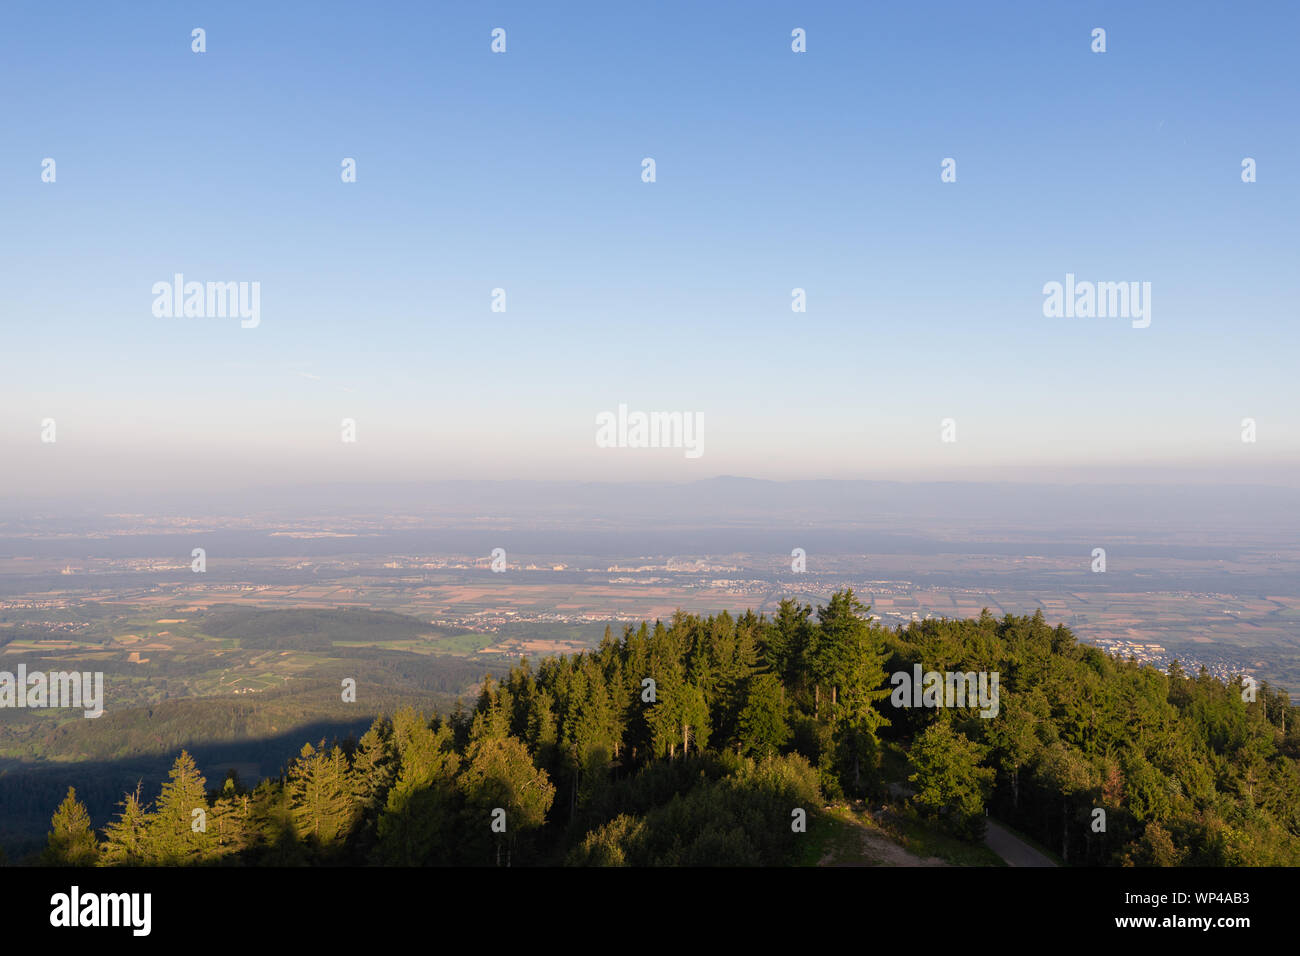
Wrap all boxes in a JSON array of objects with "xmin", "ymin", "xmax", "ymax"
[{"xmin": 984, "ymin": 819, "xmax": 1058, "ymax": 867}]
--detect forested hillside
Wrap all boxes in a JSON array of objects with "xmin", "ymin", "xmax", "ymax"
[{"xmin": 35, "ymin": 591, "xmax": 1300, "ymax": 866}]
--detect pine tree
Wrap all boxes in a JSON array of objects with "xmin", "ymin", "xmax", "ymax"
[
  {"xmin": 208, "ymin": 778, "xmax": 251, "ymax": 860},
  {"xmin": 908, "ymin": 721, "xmax": 996, "ymax": 839},
  {"xmin": 815, "ymin": 590, "xmax": 891, "ymax": 790},
  {"xmin": 470, "ymin": 679, "xmax": 513, "ymax": 743},
  {"xmin": 100, "ymin": 784, "xmax": 151, "ymax": 866},
  {"xmin": 375, "ymin": 709, "xmax": 461, "ymax": 864},
  {"xmin": 286, "ymin": 741, "xmax": 359, "ymax": 849},
  {"xmin": 526, "ymin": 687, "xmax": 559, "ymax": 760},
  {"xmin": 286, "ymin": 742, "xmax": 326, "ymax": 844},
  {"xmin": 737, "ymin": 672, "xmax": 791, "ymax": 758},
  {"xmin": 144, "ymin": 750, "xmax": 215, "ymax": 865},
  {"xmin": 351, "ymin": 718, "xmax": 396, "ymax": 847},
  {"xmin": 459, "ymin": 733, "xmax": 556, "ymax": 866},
  {"xmin": 811, "ymin": 589, "xmax": 866, "ymax": 709},
  {"xmin": 767, "ymin": 599, "xmax": 813, "ymax": 699},
  {"xmin": 45, "ymin": 787, "xmax": 98, "ymax": 866}
]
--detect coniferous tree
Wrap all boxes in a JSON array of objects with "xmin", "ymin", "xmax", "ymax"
[
  {"xmin": 100, "ymin": 784, "xmax": 150, "ymax": 866},
  {"xmin": 45, "ymin": 787, "xmax": 98, "ymax": 866},
  {"xmin": 815, "ymin": 590, "xmax": 891, "ymax": 791},
  {"xmin": 459, "ymin": 728, "xmax": 556, "ymax": 866},
  {"xmin": 526, "ymin": 687, "xmax": 560, "ymax": 764},
  {"xmin": 375, "ymin": 709, "xmax": 461, "ymax": 864},
  {"xmin": 143, "ymin": 750, "xmax": 214, "ymax": 865},
  {"xmin": 766, "ymin": 599, "xmax": 813, "ymax": 698},
  {"xmin": 208, "ymin": 778, "xmax": 251, "ymax": 861},
  {"xmin": 737, "ymin": 671, "xmax": 791, "ymax": 758},
  {"xmin": 908, "ymin": 720, "xmax": 995, "ymax": 839},
  {"xmin": 287, "ymin": 741, "xmax": 359, "ymax": 851},
  {"xmin": 351, "ymin": 718, "xmax": 395, "ymax": 852},
  {"xmin": 31, "ymin": 590, "xmax": 1300, "ymax": 867},
  {"xmin": 352, "ymin": 718, "xmax": 396, "ymax": 812}
]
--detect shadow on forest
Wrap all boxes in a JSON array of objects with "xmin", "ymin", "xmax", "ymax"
[{"xmin": 0, "ymin": 717, "xmax": 375, "ymax": 861}]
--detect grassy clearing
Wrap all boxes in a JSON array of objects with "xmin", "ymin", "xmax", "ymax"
[
  {"xmin": 796, "ymin": 805, "xmax": 887, "ymax": 865},
  {"xmin": 433, "ymin": 632, "xmax": 497, "ymax": 655},
  {"xmin": 330, "ymin": 631, "xmax": 491, "ymax": 656},
  {"xmin": 886, "ymin": 811, "xmax": 1005, "ymax": 866}
]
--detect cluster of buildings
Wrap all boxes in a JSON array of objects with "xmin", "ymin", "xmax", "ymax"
[{"xmin": 1090, "ymin": 637, "xmax": 1247, "ymax": 684}]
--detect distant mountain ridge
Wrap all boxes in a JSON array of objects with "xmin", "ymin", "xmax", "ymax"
[{"xmin": 7, "ymin": 476, "xmax": 1299, "ymax": 534}]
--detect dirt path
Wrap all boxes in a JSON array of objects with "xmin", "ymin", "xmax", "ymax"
[
  {"xmin": 855, "ymin": 828, "xmax": 949, "ymax": 866},
  {"xmin": 816, "ymin": 812, "xmax": 949, "ymax": 867}
]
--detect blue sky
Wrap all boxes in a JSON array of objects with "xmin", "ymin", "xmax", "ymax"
[{"xmin": 3, "ymin": 1, "xmax": 1297, "ymax": 496}]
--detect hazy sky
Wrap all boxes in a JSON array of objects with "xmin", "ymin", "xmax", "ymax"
[{"xmin": 3, "ymin": 1, "xmax": 1297, "ymax": 497}]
